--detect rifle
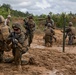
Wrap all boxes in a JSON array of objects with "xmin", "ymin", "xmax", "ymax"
[
  {"xmin": 13, "ymin": 38, "xmax": 22, "ymax": 49},
  {"xmin": 8, "ymin": 34, "xmax": 22, "ymax": 49},
  {"xmin": 8, "ymin": 36, "xmax": 22, "ymax": 65}
]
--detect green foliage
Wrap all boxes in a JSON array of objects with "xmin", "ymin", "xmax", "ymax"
[
  {"xmin": 34, "ymin": 13, "xmax": 76, "ymax": 30},
  {"xmin": 0, "ymin": 4, "xmax": 76, "ymax": 29},
  {"xmin": 0, "ymin": 4, "xmax": 32, "ymax": 18}
]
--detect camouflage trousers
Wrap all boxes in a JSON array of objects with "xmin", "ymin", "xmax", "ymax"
[
  {"xmin": 26, "ymin": 31, "xmax": 34, "ymax": 47},
  {"xmin": 28, "ymin": 34, "xmax": 34, "ymax": 46},
  {"xmin": 11, "ymin": 45, "xmax": 28, "ymax": 65},
  {"xmin": 65, "ymin": 33, "xmax": 75, "ymax": 45},
  {"xmin": 68, "ymin": 35, "xmax": 75, "ymax": 45},
  {"xmin": 44, "ymin": 35, "xmax": 53, "ymax": 47}
]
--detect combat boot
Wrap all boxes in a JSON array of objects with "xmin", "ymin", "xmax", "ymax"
[{"xmin": 4, "ymin": 57, "xmax": 14, "ymax": 63}]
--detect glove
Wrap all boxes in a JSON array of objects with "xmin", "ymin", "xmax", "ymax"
[
  {"xmin": 12, "ymin": 39, "xmax": 18, "ymax": 44},
  {"xmin": 15, "ymin": 39, "xmax": 18, "ymax": 43},
  {"xmin": 21, "ymin": 47, "xmax": 28, "ymax": 54}
]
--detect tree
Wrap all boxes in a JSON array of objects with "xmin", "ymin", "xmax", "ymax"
[
  {"xmin": 1, "ymin": 4, "xmax": 11, "ymax": 12},
  {"xmin": 49, "ymin": 12, "xmax": 52, "ymax": 16}
]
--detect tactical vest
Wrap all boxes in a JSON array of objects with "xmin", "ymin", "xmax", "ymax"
[
  {"xmin": 11, "ymin": 31, "xmax": 26, "ymax": 44},
  {"xmin": 46, "ymin": 19, "xmax": 53, "ymax": 25}
]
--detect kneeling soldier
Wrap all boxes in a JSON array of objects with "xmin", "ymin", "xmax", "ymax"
[
  {"xmin": 65, "ymin": 22, "xmax": 76, "ymax": 45},
  {"xmin": 7, "ymin": 22, "xmax": 28, "ymax": 64},
  {"xmin": 44, "ymin": 23, "xmax": 55, "ymax": 47}
]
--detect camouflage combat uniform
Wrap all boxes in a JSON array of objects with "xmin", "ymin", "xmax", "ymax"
[
  {"xmin": 8, "ymin": 23, "xmax": 28, "ymax": 60},
  {"xmin": 24, "ymin": 16, "xmax": 35, "ymax": 47},
  {"xmin": 5, "ymin": 15, "xmax": 11, "ymax": 26},
  {"xmin": 0, "ymin": 15, "xmax": 5, "ymax": 62},
  {"xmin": 65, "ymin": 22, "xmax": 76, "ymax": 45},
  {"xmin": 45, "ymin": 15, "xmax": 54, "ymax": 28},
  {"xmin": 44, "ymin": 23, "xmax": 55, "ymax": 46}
]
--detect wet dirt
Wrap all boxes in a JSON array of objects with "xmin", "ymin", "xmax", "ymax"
[{"xmin": 0, "ymin": 27, "xmax": 76, "ymax": 75}]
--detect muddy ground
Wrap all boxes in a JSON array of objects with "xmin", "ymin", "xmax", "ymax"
[{"xmin": 0, "ymin": 29, "xmax": 76, "ymax": 75}]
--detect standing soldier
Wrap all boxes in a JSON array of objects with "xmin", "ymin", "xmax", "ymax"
[
  {"xmin": 44, "ymin": 15, "xmax": 56, "ymax": 43},
  {"xmin": 65, "ymin": 22, "xmax": 76, "ymax": 45},
  {"xmin": 45, "ymin": 15, "xmax": 54, "ymax": 28},
  {"xmin": 5, "ymin": 15, "xmax": 11, "ymax": 26},
  {"xmin": 24, "ymin": 15, "xmax": 35, "ymax": 47},
  {"xmin": 7, "ymin": 22, "xmax": 28, "ymax": 63}
]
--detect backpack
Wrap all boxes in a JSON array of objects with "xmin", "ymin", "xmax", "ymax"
[{"xmin": 45, "ymin": 28, "xmax": 54, "ymax": 36}]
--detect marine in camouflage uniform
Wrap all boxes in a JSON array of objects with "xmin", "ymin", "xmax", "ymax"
[
  {"xmin": 45, "ymin": 15, "xmax": 54, "ymax": 28},
  {"xmin": 0, "ymin": 15, "xmax": 5, "ymax": 62},
  {"xmin": 7, "ymin": 23, "xmax": 28, "ymax": 63},
  {"xmin": 44, "ymin": 23, "xmax": 55, "ymax": 47},
  {"xmin": 45, "ymin": 15, "xmax": 56, "ymax": 42},
  {"xmin": 5, "ymin": 15, "xmax": 11, "ymax": 26},
  {"xmin": 24, "ymin": 15, "xmax": 35, "ymax": 47},
  {"xmin": 65, "ymin": 22, "xmax": 76, "ymax": 45}
]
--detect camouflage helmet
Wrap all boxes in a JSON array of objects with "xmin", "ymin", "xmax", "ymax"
[
  {"xmin": 28, "ymin": 15, "xmax": 33, "ymax": 19},
  {"xmin": 47, "ymin": 15, "xmax": 51, "ymax": 19},
  {"xmin": 12, "ymin": 22, "xmax": 21, "ymax": 29},
  {"xmin": 0, "ymin": 15, "xmax": 5, "ymax": 23},
  {"xmin": 7, "ymin": 15, "xmax": 11, "ymax": 18},
  {"xmin": 47, "ymin": 23, "xmax": 52, "ymax": 27},
  {"xmin": 69, "ymin": 22, "xmax": 73, "ymax": 26}
]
